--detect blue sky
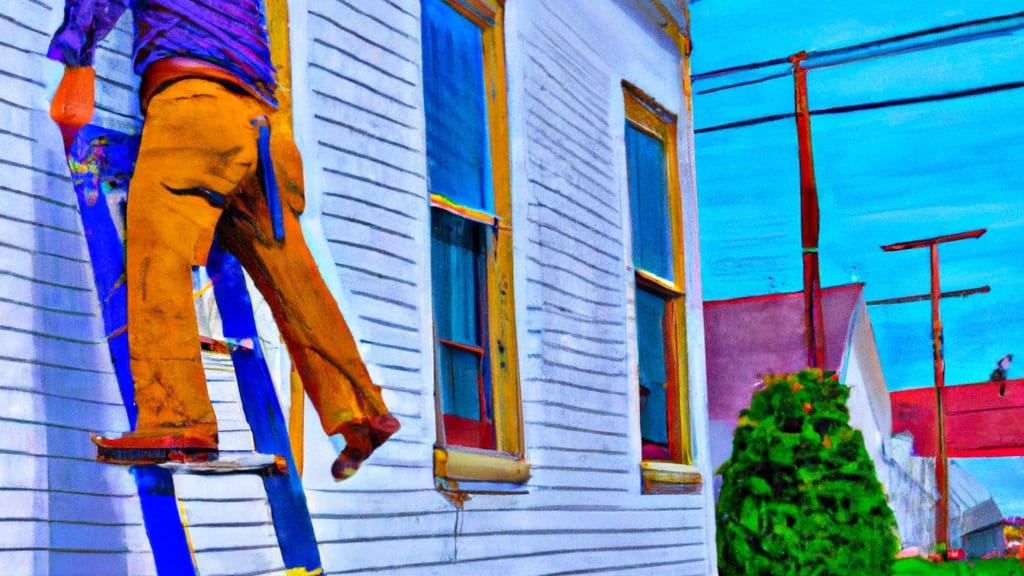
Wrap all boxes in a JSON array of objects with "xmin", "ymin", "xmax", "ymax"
[{"xmin": 689, "ymin": 0, "xmax": 1024, "ymax": 517}]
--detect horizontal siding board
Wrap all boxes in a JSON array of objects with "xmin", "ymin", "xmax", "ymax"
[
  {"xmin": 528, "ymin": 192, "xmax": 622, "ymax": 256},
  {"xmin": 523, "ymin": 52, "xmax": 610, "ymax": 138},
  {"xmin": 307, "ymin": 62, "xmax": 417, "ymax": 118},
  {"xmin": 0, "ymin": 420, "xmax": 104, "ymax": 462},
  {"xmin": 320, "ymin": 167, "xmax": 423, "ymax": 207},
  {"xmin": 48, "ymin": 490, "xmax": 142, "ymax": 526},
  {"xmin": 527, "ymin": 138, "xmax": 618, "ymax": 207},
  {"xmin": 47, "ymin": 457, "xmax": 139, "ymax": 496},
  {"xmin": 0, "ymin": 518, "xmax": 45, "ymax": 544},
  {"xmin": 0, "ymin": 242, "xmax": 93, "ymax": 294},
  {"xmin": 320, "ymin": 187, "xmax": 419, "ymax": 227},
  {"xmin": 453, "ymin": 527, "xmax": 699, "ymax": 562},
  {"xmin": 305, "ymin": 488, "xmax": 445, "ymax": 518},
  {"xmin": 523, "ymin": 423, "xmax": 630, "ymax": 456},
  {"xmin": 309, "ymin": 40, "xmax": 419, "ymax": 111},
  {"xmin": 2, "ymin": 487, "xmax": 48, "ymax": 521},
  {"xmin": 533, "ymin": 361, "xmax": 628, "ymax": 393},
  {"xmin": 523, "ymin": 403, "xmax": 630, "ymax": 437},
  {"xmin": 49, "ymin": 521, "xmax": 137, "ymax": 553},
  {"xmin": 525, "ymin": 468, "xmax": 633, "ymax": 492},
  {"xmin": 191, "ymin": 546, "xmax": 283, "ymax": 576},
  {"xmin": 0, "ymin": 154, "xmax": 73, "ymax": 192},
  {"xmin": 47, "ymin": 552, "xmax": 138, "ymax": 576},
  {"xmin": 528, "ymin": 283, "xmax": 624, "ymax": 325},
  {"xmin": 525, "ymin": 255, "xmax": 620, "ymax": 298},
  {"xmin": 5, "ymin": 0, "xmax": 55, "ymax": 38},
  {"xmin": 319, "ymin": 537, "xmax": 452, "ymax": 574},
  {"xmin": 524, "ymin": 110, "xmax": 616, "ymax": 186},
  {"xmin": 0, "ymin": 453, "xmax": 47, "ymax": 487},
  {"xmin": 2, "ymin": 333, "xmax": 111, "ymax": 375},
  {"xmin": 1, "ymin": 300, "xmax": 101, "ymax": 347},
  {"xmin": 524, "ymin": 380, "xmax": 629, "ymax": 416},
  {"xmin": 304, "ymin": 462, "xmax": 434, "ymax": 494},
  {"xmin": 308, "ymin": 5, "xmax": 419, "ymax": 68},
  {"xmin": 187, "ymin": 523, "xmax": 279, "ymax": 553},
  {"xmin": 525, "ymin": 446, "xmax": 632, "ymax": 473},
  {"xmin": 528, "ymin": 216, "xmax": 622, "ymax": 270},
  {"xmin": 312, "ymin": 123, "xmax": 422, "ymax": 181},
  {"xmin": 534, "ymin": 345, "xmax": 627, "ymax": 380},
  {"xmin": 458, "ymin": 507, "xmax": 701, "ymax": 533},
  {"xmin": 0, "ymin": 372, "xmax": 121, "ymax": 411},
  {"xmin": 0, "ymin": 551, "xmax": 48, "ymax": 576},
  {"xmin": 314, "ymin": 511, "xmax": 450, "ymax": 543}
]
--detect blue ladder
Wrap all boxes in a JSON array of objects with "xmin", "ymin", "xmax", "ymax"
[{"xmin": 67, "ymin": 124, "xmax": 322, "ymax": 575}]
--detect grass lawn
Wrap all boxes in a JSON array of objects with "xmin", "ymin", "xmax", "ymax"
[{"xmin": 894, "ymin": 558, "xmax": 1024, "ymax": 575}]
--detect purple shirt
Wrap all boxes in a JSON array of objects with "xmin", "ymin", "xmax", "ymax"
[{"xmin": 48, "ymin": 0, "xmax": 278, "ymax": 107}]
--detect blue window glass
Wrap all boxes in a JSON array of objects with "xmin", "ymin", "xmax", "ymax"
[
  {"xmin": 431, "ymin": 208, "xmax": 494, "ymax": 448},
  {"xmin": 421, "ymin": 0, "xmax": 493, "ymax": 213},
  {"xmin": 625, "ymin": 123, "xmax": 673, "ymax": 281},
  {"xmin": 636, "ymin": 287, "xmax": 669, "ymax": 447}
]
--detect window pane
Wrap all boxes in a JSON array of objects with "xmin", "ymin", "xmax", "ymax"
[
  {"xmin": 438, "ymin": 343, "xmax": 482, "ymax": 420},
  {"xmin": 636, "ymin": 287, "xmax": 669, "ymax": 449},
  {"xmin": 421, "ymin": 0, "xmax": 492, "ymax": 212},
  {"xmin": 431, "ymin": 208, "xmax": 483, "ymax": 344},
  {"xmin": 626, "ymin": 124, "xmax": 673, "ymax": 281},
  {"xmin": 431, "ymin": 208, "xmax": 494, "ymax": 449}
]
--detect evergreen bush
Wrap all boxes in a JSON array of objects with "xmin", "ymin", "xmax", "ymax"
[{"xmin": 717, "ymin": 369, "xmax": 899, "ymax": 575}]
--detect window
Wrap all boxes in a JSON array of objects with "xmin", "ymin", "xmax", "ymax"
[
  {"xmin": 622, "ymin": 82, "xmax": 701, "ymax": 494},
  {"xmin": 422, "ymin": 0, "xmax": 529, "ymax": 488}
]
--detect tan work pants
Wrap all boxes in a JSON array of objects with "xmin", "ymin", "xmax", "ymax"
[{"xmin": 127, "ymin": 79, "xmax": 388, "ymax": 438}]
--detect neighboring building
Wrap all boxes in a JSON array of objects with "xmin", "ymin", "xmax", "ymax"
[
  {"xmin": 953, "ymin": 473, "xmax": 1005, "ymax": 558},
  {"xmin": 0, "ymin": 1, "xmax": 720, "ymax": 575},
  {"xmin": 703, "ymin": 284, "xmax": 891, "ymax": 486},
  {"xmin": 703, "ymin": 283, "xmax": 1006, "ymax": 554},
  {"xmin": 888, "ymin": 433, "xmax": 1005, "ymax": 557},
  {"xmin": 703, "ymin": 284, "xmax": 925, "ymax": 546}
]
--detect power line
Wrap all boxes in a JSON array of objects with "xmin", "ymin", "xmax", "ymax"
[
  {"xmin": 694, "ymin": 80, "xmax": 1024, "ymax": 135},
  {"xmin": 693, "ymin": 9, "xmax": 1024, "ymax": 83}
]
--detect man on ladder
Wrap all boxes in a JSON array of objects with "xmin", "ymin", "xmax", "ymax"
[{"xmin": 48, "ymin": 0, "xmax": 399, "ymax": 481}]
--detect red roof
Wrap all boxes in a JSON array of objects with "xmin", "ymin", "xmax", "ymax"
[{"xmin": 891, "ymin": 379, "xmax": 1024, "ymax": 458}]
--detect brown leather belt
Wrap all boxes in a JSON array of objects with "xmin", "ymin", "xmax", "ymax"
[{"xmin": 139, "ymin": 57, "xmax": 264, "ymax": 112}]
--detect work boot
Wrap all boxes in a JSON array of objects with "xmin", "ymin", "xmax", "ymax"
[
  {"xmin": 331, "ymin": 413, "xmax": 400, "ymax": 481},
  {"xmin": 92, "ymin": 425, "xmax": 219, "ymax": 465}
]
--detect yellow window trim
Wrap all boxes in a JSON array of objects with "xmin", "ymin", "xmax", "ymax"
[
  {"xmin": 431, "ymin": 0, "xmax": 528, "ymax": 485},
  {"xmin": 623, "ymin": 83, "xmax": 693, "ymax": 471},
  {"xmin": 636, "ymin": 268, "xmax": 681, "ymax": 298},
  {"xmin": 434, "ymin": 446, "xmax": 531, "ymax": 484},
  {"xmin": 641, "ymin": 461, "xmax": 703, "ymax": 495},
  {"xmin": 446, "ymin": 0, "xmax": 501, "ymax": 28},
  {"xmin": 430, "ymin": 193, "xmax": 498, "ymax": 227}
]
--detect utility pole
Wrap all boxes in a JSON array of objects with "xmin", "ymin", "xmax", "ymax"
[
  {"xmin": 879, "ymin": 228, "xmax": 987, "ymax": 554},
  {"xmin": 790, "ymin": 52, "xmax": 826, "ymax": 369}
]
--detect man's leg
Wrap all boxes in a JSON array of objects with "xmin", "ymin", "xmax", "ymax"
[
  {"xmin": 99, "ymin": 80, "xmax": 264, "ymax": 457},
  {"xmin": 217, "ymin": 123, "xmax": 398, "ymax": 479}
]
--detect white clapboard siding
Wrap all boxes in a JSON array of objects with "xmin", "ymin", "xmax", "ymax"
[
  {"xmin": 293, "ymin": 0, "xmax": 712, "ymax": 574},
  {"xmin": 0, "ymin": 0, "xmax": 156, "ymax": 573},
  {"xmin": 3, "ymin": 0, "xmax": 714, "ymax": 573},
  {"xmin": 0, "ymin": 0, "xmax": 288, "ymax": 572}
]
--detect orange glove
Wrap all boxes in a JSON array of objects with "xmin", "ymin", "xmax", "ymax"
[{"xmin": 50, "ymin": 66, "xmax": 95, "ymax": 149}]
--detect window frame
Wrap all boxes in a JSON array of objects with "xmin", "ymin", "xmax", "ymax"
[
  {"xmin": 622, "ymin": 81, "xmax": 701, "ymax": 494},
  {"xmin": 424, "ymin": 0, "xmax": 529, "ymax": 488}
]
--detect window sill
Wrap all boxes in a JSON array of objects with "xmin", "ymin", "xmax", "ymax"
[
  {"xmin": 641, "ymin": 460, "xmax": 703, "ymax": 495},
  {"xmin": 434, "ymin": 446, "xmax": 531, "ymax": 486}
]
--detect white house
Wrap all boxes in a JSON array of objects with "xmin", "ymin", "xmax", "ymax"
[{"xmin": 0, "ymin": 0, "xmax": 719, "ymax": 574}]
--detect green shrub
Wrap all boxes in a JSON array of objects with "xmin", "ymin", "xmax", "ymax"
[{"xmin": 717, "ymin": 369, "xmax": 899, "ymax": 575}]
